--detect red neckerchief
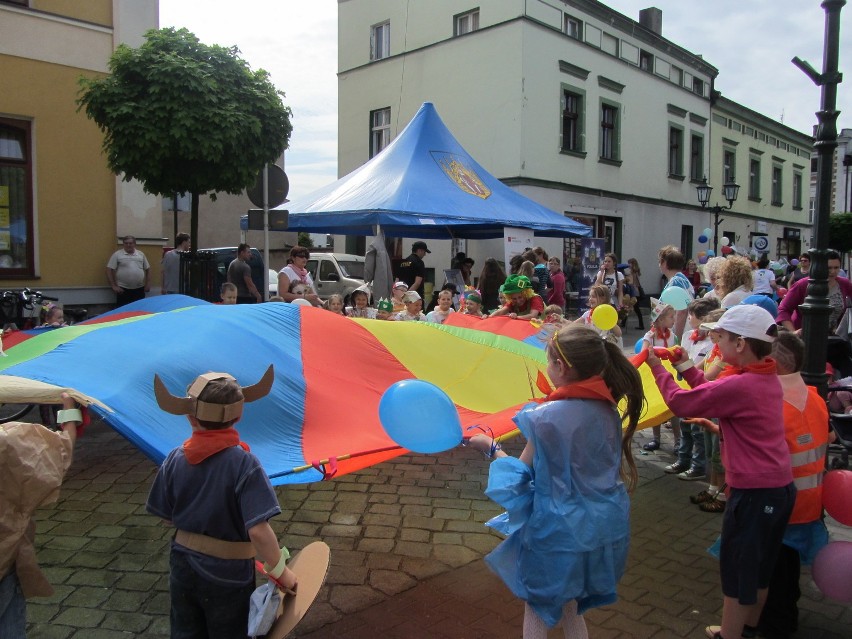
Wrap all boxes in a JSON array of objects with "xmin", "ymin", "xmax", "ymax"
[
  {"xmin": 716, "ymin": 357, "xmax": 777, "ymax": 380},
  {"xmin": 183, "ymin": 428, "xmax": 250, "ymax": 465},
  {"xmin": 688, "ymin": 329, "xmax": 702, "ymax": 343},
  {"xmin": 654, "ymin": 327, "xmax": 672, "ymax": 343},
  {"xmin": 543, "ymin": 376, "xmax": 616, "ymax": 406}
]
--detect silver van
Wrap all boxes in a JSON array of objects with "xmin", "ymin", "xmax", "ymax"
[{"xmin": 305, "ymin": 253, "xmax": 366, "ymax": 301}]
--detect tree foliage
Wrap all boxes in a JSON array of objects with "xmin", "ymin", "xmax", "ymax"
[
  {"xmin": 829, "ymin": 212, "xmax": 852, "ymax": 253},
  {"xmin": 78, "ymin": 28, "xmax": 292, "ymax": 199}
]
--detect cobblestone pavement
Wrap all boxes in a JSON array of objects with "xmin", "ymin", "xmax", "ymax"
[{"xmin": 23, "ymin": 322, "xmax": 852, "ymax": 638}]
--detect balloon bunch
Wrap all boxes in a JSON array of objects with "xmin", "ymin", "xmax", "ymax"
[{"xmin": 812, "ymin": 470, "xmax": 852, "ymax": 603}]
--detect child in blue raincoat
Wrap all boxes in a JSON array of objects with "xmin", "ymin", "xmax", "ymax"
[{"xmin": 468, "ymin": 324, "xmax": 644, "ymax": 637}]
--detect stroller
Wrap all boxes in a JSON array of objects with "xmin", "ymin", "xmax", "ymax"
[{"xmin": 826, "ymin": 336, "xmax": 852, "ymax": 469}]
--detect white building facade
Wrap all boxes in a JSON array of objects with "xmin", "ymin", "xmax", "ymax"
[
  {"xmin": 337, "ymin": 0, "xmax": 721, "ymax": 294},
  {"xmin": 709, "ymin": 96, "xmax": 813, "ymax": 261}
]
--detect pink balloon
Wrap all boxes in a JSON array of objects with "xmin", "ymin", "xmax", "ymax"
[
  {"xmin": 823, "ymin": 470, "xmax": 852, "ymax": 526},
  {"xmin": 776, "ymin": 287, "xmax": 787, "ymax": 299},
  {"xmin": 813, "ymin": 541, "xmax": 852, "ymax": 603}
]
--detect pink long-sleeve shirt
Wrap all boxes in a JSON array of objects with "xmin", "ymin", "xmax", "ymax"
[{"xmin": 651, "ymin": 363, "xmax": 793, "ymax": 489}]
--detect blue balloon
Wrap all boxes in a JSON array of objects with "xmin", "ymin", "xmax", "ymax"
[
  {"xmin": 379, "ymin": 380, "xmax": 463, "ymax": 453},
  {"xmin": 698, "ymin": 234, "xmax": 708, "ymax": 244},
  {"xmin": 634, "ymin": 337, "xmax": 645, "ymax": 354},
  {"xmin": 706, "ymin": 249, "xmax": 716, "ymax": 257},
  {"xmin": 660, "ymin": 286, "xmax": 692, "ymax": 311}
]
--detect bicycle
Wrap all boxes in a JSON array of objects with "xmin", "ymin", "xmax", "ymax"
[
  {"xmin": 0, "ymin": 288, "xmax": 80, "ymax": 424},
  {"xmin": 1, "ymin": 287, "xmax": 60, "ymax": 330}
]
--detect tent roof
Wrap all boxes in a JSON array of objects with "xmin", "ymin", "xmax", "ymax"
[{"xmin": 243, "ymin": 102, "xmax": 591, "ymax": 240}]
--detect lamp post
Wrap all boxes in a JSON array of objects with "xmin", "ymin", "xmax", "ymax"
[
  {"xmin": 695, "ymin": 176, "xmax": 740, "ymax": 255},
  {"xmin": 792, "ymin": 0, "xmax": 845, "ymax": 396}
]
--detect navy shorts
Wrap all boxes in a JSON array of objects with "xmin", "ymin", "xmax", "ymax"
[{"xmin": 719, "ymin": 483, "xmax": 796, "ymax": 605}]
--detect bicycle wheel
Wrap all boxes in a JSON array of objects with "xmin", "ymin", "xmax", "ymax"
[{"xmin": 0, "ymin": 402, "xmax": 35, "ymax": 423}]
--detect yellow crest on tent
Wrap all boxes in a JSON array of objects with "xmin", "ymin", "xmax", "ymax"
[{"xmin": 433, "ymin": 152, "xmax": 491, "ymax": 199}]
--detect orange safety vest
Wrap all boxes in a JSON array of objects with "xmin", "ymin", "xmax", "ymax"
[{"xmin": 782, "ymin": 386, "xmax": 829, "ymax": 524}]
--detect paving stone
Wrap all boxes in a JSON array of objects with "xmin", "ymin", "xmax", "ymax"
[
  {"xmin": 369, "ymin": 568, "xmax": 417, "ymax": 595},
  {"xmin": 399, "ymin": 528, "xmax": 430, "ymax": 543},
  {"xmin": 328, "ymin": 585, "xmax": 385, "ymax": 613},
  {"xmin": 51, "ymin": 607, "xmax": 106, "ymax": 628}
]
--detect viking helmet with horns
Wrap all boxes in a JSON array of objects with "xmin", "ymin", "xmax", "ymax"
[{"xmin": 154, "ymin": 365, "xmax": 274, "ymax": 423}]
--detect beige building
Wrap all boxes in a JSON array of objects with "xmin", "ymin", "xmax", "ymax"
[
  {"xmin": 708, "ymin": 95, "xmax": 813, "ymax": 260},
  {"xmin": 0, "ymin": 0, "xmax": 158, "ymax": 307},
  {"xmin": 337, "ymin": 0, "xmax": 721, "ymax": 290}
]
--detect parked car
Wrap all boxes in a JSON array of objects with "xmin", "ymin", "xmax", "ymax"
[
  {"xmin": 304, "ymin": 253, "xmax": 366, "ymax": 302},
  {"xmin": 202, "ymin": 247, "xmax": 266, "ymax": 300}
]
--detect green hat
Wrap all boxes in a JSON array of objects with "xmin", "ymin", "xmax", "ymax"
[
  {"xmin": 502, "ymin": 275, "xmax": 532, "ymax": 295},
  {"xmin": 465, "ymin": 290, "xmax": 482, "ymax": 304},
  {"xmin": 377, "ymin": 298, "xmax": 394, "ymax": 313}
]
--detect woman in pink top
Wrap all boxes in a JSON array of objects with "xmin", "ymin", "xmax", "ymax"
[{"xmin": 545, "ymin": 257, "xmax": 566, "ymax": 309}]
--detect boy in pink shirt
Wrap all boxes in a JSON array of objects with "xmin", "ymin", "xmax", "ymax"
[{"xmin": 646, "ymin": 305, "xmax": 795, "ymax": 639}]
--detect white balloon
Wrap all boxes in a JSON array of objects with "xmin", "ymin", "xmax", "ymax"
[{"xmin": 720, "ymin": 237, "xmax": 730, "ymax": 246}]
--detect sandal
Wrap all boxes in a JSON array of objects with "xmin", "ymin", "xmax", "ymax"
[
  {"xmin": 700, "ymin": 497, "xmax": 726, "ymax": 513},
  {"xmin": 690, "ymin": 489, "xmax": 716, "ymax": 504}
]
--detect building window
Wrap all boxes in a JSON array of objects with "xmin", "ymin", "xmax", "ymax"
[
  {"xmin": 639, "ymin": 50, "xmax": 653, "ymax": 71},
  {"xmin": 668, "ymin": 126, "xmax": 683, "ymax": 177},
  {"xmin": 369, "ymin": 108, "xmax": 391, "ymax": 158},
  {"xmin": 723, "ymin": 149, "xmax": 736, "ymax": 183},
  {"xmin": 564, "ymin": 15, "xmax": 582, "ymax": 39},
  {"xmin": 809, "ymin": 197, "xmax": 815, "ymax": 223},
  {"xmin": 692, "ymin": 77, "xmax": 704, "ymax": 96},
  {"xmin": 454, "ymin": 9, "xmax": 479, "ymax": 36},
  {"xmin": 772, "ymin": 165, "xmax": 783, "ymax": 205},
  {"xmin": 689, "ymin": 134, "xmax": 704, "ymax": 181},
  {"xmin": 0, "ymin": 119, "xmax": 33, "ymax": 276},
  {"xmin": 600, "ymin": 103, "xmax": 619, "ymax": 161},
  {"xmin": 749, "ymin": 158, "xmax": 761, "ymax": 200},
  {"xmin": 793, "ymin": 172, "xmax": 803, "ymax": 209},
  {"xmin": 561, "ymin": 89, "xmax": 584, "ymax": 153},
  {"xmin": 371, "ymin": 21, "xmax": 390, "ymax": 60},
  {"xmin": 671, "ymin": 65, "xmax": 683, "ymax": 87}
]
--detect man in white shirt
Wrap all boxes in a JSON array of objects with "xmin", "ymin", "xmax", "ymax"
[{"xmin": 106, "ymin": 235, "xmax": 150, "ymax": 308}]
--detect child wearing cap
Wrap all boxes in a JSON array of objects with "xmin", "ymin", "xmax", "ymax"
[
  {"xmin": 391, "ymin": 281, "xmax": 408, "ymax": 314},
  {"xmin": 490, "ymin": 275, "xmax": 544, "ymax": 320},
  {"xmin": 146, "ymin": 367, "xmax": 297, "ymax": 638},
  {"xmin": 462, "ymin": 290, "xmax": 485, "ymax": 317},
  {"xmin": 346, "ymin": 289, "xmax": 376, "ymax": 319},
  {"xmin": 393, "ymin": 290, "xmax": 426, "ymax": 321},
  {"xmin": 375, "ymin": 298, "xmax": 396, "ymax": 320},
  {"xmin": 665, "ymin": 297, "xmax": 721, "ymax": 480},
  {"xmin": 646, "ymin": 305, "xmax": 795, "ymax": 639},
  {"xmin": 641, "ymin": 298, "xmax": 680, "ymax": 452}
]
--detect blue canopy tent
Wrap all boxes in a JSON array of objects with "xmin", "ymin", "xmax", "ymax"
[{"xmin": 241, "ymin": 102, "xmax": 591, "ymax": 240}]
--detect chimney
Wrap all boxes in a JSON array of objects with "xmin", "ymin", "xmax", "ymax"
[{"xmin": 639, "ymin": 7, "xmax": 662, "ymax": 36}]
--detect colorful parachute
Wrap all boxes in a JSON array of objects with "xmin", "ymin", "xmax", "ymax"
[{"xmin": 0, "ymin": 298, "xmax": 678, "ymax": 485}]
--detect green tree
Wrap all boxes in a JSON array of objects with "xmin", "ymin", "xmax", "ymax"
[
  {"xmin": 78, "ymin": 28, "xmax": 292, "ymax": 292},
  {"xmin": 829, "ymin": 212, "xmax": 852, "ymax": 253},
  {"xmin": 297, "ymin": 232, "xmax": 314, "ymax": 249}
]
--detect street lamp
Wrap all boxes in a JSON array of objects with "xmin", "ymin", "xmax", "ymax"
[{"xmin": 695, "ymin": 175, "xmax": 740, "ymax": 255}]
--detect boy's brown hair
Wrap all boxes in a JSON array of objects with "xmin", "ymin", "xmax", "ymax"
[
  {"xmin": 658, "ymin": 245, "xmax": 686, "ymax": 271},
  {"xmin": 195, "ymin": 378, "xmax": 243, "ymax": 430},
  {"xmin": 688, "ymin": 297, "xmax": 721, "ymax": 321}
]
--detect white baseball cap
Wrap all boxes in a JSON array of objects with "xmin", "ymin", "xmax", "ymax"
[{"xmin": 700, "ymin": 304, "xmax": 778, "ymax": 342}]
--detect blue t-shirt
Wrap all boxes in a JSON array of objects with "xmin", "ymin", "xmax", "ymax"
[{"xmin": 147, "ymin": 444, "xmax": 281, "ymax": 587}]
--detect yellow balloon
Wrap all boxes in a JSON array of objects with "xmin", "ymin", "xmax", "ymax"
[{"xmin": 591, "ymin": 304, "xmax": 618, "ymax": 331}]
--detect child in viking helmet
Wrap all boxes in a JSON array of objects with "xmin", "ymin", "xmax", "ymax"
[{"xmin": 146, "ymin": 365, "xmax": 297, "ymax": 638}]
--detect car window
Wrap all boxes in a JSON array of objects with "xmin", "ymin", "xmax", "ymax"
[
  {"xmin": 319, "ymin": 259, "xmax": 337, "ymax": 280},
  {"xmin": 338, "ymin": 260, "xmax": 365, "ymax": 279},
  {"xmin": 306, "ymin": 259, "xmax": 318, "ymax": 277}
]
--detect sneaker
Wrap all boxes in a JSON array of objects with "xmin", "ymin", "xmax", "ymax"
[
  {"xmin": 642, "ymin": 440, "xmax": 660, "ymax": 451},
  {"xmin": 678, "ymin": 468, "xmax": 706, "ymax": 481},
  {"xmin": 664, "ymin": 462, "xmax": 689, "ymax": 474}
]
